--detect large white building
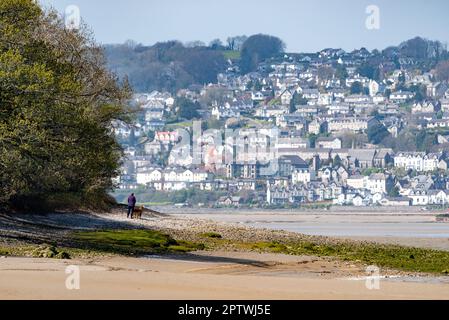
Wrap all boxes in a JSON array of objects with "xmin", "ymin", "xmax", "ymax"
[
  {"xmin": 327, "ymin": 117, "xmax": 377, "ymax": 133},
  {"xmin": 394, "ymin": 152, "xmax": 445, "ymax": 172},
  {"xmin": 346, "ymin": 175, "xmax": 366, "ymax": 189},
  {"xmin": 136, "ymin": 167, "xmax": 211, "ymax": 186},
  {"xmin": 136, "ymin": 168, "xmax": 163, "ymax": 185},
  {"xmin": 346, "ymin": 173, "xmax": 390, "ymax": 194},
  {"xmin": 316, "ymin": 137, "xmax": 342, "ymax": 149},
  {"xmin": 367, "ymin": 173, "xmax": 389, "ymax": 194},
  {"xmin": 292, "ymin": 168, "xmax": 314, "ymax": 185}
]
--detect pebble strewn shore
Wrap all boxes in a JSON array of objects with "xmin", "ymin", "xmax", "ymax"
[{"xmin": 0, "ymin": 207, "xmax": 435, "ymax": 252}]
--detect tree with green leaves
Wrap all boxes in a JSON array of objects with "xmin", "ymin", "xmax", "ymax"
[
  {"xmin": 176, "ymin": 97, "xmax": 200, "ymax": 120},
  {"xmin": 397, "ymin": 72, "xmax": 406, "ymax": 91},
  {"xmin": 308, "ymin": 134, "xmax": 318, "ymax": 148},
  {"xmin": 415, "ymin": 130, "xmax": 437, "ymax": 152},
  {"xmin": 388, "ymin": 186, "xmax": 400, "ymax": 198},
  {"xmin": 289, "ymin": 92, "xmax": 304, "ymax": 113},
  {"xmin": 350, "ymin": 81, "xmax": 364, "ymax": 94},
  {"xmin": 333, "ymin": 155, "xmax": 342, "ymax": 168},
  {"xmin": 335, "ymin": 64, "xmax": 348, "ymax": 83},
  {"xmin": 239, "ymin": 34, "xmax": 285, "ymax": 73},
  {"xmin": 0, "ymin": 0, "xmax": 131, "ymax": 210},
  {"xmin": 367, "ymin": 122, "xmax": 390, "ymax": 144},
  {"xmin": 357, "ymin": 63, "xmax": 378, "ymax": 81},
  {"xmin": 409, "ymin": 84, "xmax": 427, "ymax": 102}
]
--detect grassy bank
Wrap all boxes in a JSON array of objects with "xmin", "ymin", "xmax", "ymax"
[
  {"xmin": 254, "ymin": 241, "xmax": 449, "ymax": 274},
  {"xmin": 0, "ymin": 230, "xmax": 205, "ymax": 259},
  {"xmin": 72, "ymin": 229, "xmax": 205, "ymax": 255},
  {"xmin": 200, "ymin": 235, "xmax": 449, "ymax": 274}
]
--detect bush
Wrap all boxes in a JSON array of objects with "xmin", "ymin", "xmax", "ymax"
[{"xmin": 31, "ymin": 245, "xmax": 71, "ymax": 259}]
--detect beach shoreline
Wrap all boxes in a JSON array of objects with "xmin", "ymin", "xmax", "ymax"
[
  {"xmin": 150, "ymin": 205, "xmax": 447, "ymax": 215},
  {"xmin": 2, "ymin": 253, "xmax": 449, "ymax": 300},
  {"xmin": 1, "ymin": 208, "xmax": 449, "ymax": 299}
]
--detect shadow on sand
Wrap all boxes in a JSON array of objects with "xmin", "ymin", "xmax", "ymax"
[{"xmin": 144, "ymin": 252, "xmax": 274, "ymax": 268}]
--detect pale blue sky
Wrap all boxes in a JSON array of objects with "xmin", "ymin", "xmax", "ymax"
[{"xmin": 41, "ymin": 0, "xmax": 449, "ymax": 52}]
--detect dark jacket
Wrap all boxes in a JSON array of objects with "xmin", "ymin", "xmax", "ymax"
[{"xmin": 128, "ymin": 195, "xmax": 136, "ymax": 207}]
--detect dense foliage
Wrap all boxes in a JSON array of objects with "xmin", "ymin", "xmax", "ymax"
[
  {"xmin": 105, "ymin": 41, "xmax": 228, "ymax": 93},
  {"xmin": 367, "ymin": 122, "xmax": 390, "ymax": 144},
  {"xmin": 175, "ymin": 97, "xmax": 200, "ymax": 120},
  {"xmin": 239, "ymin": 34, "xmax": 285, "ymax": 73},
  {"xmin": 350, "ymin": 81, "xmax": 365, "ymax": 94},
  {"xmin": 0, "ymin": 0, "xmax": 131, "ymax": 210}
]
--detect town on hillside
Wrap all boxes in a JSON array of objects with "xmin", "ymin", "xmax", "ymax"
[{"xmin": 112, "ymin": 38, "xmax": 449, "ymax": 209}]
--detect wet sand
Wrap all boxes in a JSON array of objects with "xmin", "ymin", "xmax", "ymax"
[{"xmin": 1, "ymin": 252, "xmax": 449, "ymax": 300}]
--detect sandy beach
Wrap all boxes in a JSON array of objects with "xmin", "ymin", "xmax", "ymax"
[
  {"xmin": 2, "ymin": 253, "xmax": 449, "ymax": 300},
  {"xmin": 1, "ymin": 208, "xmax": 449, "ymax": 300}
]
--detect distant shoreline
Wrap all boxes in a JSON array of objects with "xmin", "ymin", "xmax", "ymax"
[{"xmin": 149, "ymin": 205, "xmax": 446, "ymax": 216}]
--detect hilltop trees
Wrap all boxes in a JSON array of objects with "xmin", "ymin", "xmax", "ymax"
[
  {"xmin": 226, "ymin": 35, "xmax": 248, "ymax": 51},
  {"xmin": 106, "ymin": 34, "xmax": 285, "ymax": 91},
  {"xmin": 105, "ymin": 41, "xmax": 227, "ymax": 93},
  {"xmin": 0, "ymin": 0, "xmax": 131, "ymax": 210},
  {"xmin": 398, "ymin": 37, "xmax": 446, "ymax": 60},
  {"xmin": 240, "ymin": 34, "xmax": 285, "ymax": 73}
]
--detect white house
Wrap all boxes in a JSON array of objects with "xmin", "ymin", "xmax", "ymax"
[
  {"xmin": 316, "ymin": 137, "xmax": 342, "ymax": 149},
  {"xmin": 292, "ymin": 169, "xmax": 314, "ymax": 185},
  {"xmin": 411, "ymin": 102, "xmax": 436, "ymax": 114},
  {"xmin": 136, "ymin": 168, "xmax": 163, "ymax": 185},
  {"xmin": 369, "ymin": 80, "xmax": 379, "ymax": 97},
  {"xmin": 154, "ymin": 181, "xmax": 188, "ymax": 192},
  {"xmin": 428, "ymin": 190, "xmax": 449, "ymax": 205},
  {"xmin": 317, "ymin": 93, "xmax": 333, "ymax": 106},
  {"xmin": 352, "ymin": 195, "xmax": 366, "ymax": 207},
  {"xmin": 155, "ymin": 131, "xmax": 179, "ymax": 145},
  {"xmin": 279, "ymin": 89, "xmax": 294, "ymax": 105},
  {"xmin": 373, "ymin": 94, "xmax": 386, "ymax": 104},
  {"xmin": 302, "ymin": 89, "xmax": 320, "ymax": 100},
  {"xmin": 390, "ymin": 91, "xmax": 415, "ymax": 103},
  {"xmin": 394, "ymin": 152, "xmax": 445, "ymax": 172},
  {"xmin": 367, "ymin": 173, "xmax": 389, "ymax": 194},
  {"xmin": 251, "ymin": 91, "xmax": 265, "ymax": 102},
  {"xmin": 346, "ymin": 173, "xmax": 390, "ymax": 194},
  {"xmin": 407, "ymin": 189, "xmax": 429, "ymax": 206},
  {"xmin": 346, "ymin": 175, "xmax": 366, "ymax": 190},
  {"xmin": 327, "ymin": 117, "xmax": 377, "ymax": 133}
]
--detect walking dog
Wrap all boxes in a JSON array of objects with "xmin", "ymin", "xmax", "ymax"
[{"xmin": 132, "ymin": 206, "xmax": 144, "ymax": 219}]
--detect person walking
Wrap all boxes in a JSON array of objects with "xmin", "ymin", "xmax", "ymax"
[{"xmin": 127, "ymin": 193, "xmax": 137, "ymax": 219}]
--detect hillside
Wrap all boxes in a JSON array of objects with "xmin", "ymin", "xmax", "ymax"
[{"xmin": 105, "ymin": 41, "xmax": 229, "ymax": 93}]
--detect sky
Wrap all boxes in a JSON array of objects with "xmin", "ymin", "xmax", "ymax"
[{"xmin": 41, "ymin": 0, "xmax": 449, "ymax": 53}]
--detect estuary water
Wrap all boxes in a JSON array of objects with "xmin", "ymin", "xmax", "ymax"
[{"xmin": 166, "ymin": 209, "xmax": 449, "ymax": 239}]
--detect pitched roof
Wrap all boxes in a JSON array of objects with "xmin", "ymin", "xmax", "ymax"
[
  {"xmin": 279, "ymin": 155, "xmax": 308, "ymax": 167},
  {"xmin": 316, "ymin": 137, "xmax": 341, "ymax": 142},
  {"xmin": 348, "ymin": 149, "xmax": 376, "ymax": 161}
]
